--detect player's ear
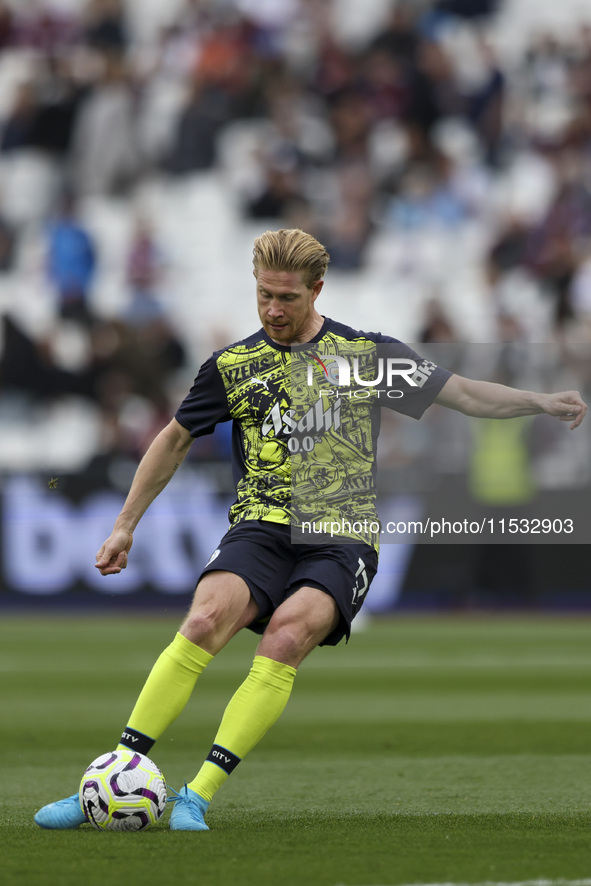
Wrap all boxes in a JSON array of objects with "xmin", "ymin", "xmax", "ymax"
[{"xmin": 311, "ymin": 279, "xmax": 324, "ymax": 301}]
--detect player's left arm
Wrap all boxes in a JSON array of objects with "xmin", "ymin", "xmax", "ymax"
[{"xmin": 434, "ymin": 374, "xmax": 587, "ymax": 430}]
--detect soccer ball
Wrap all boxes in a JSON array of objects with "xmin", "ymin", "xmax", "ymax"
[{"xmin": 79, "ymin": 749, "xmax": 167, "ymax": 831}]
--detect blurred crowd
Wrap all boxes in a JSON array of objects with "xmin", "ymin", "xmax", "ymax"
[{"xmin": 0, "ymin": 0, "xmax": 591, "ymax": 471}]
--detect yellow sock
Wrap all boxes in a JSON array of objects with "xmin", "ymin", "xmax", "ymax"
[
  {"xmin": 187, "ymin": 655, "xmax": 296, "ymax": 802},
  {"xmin": 117, "ymin": 632, "xmax": 213, "ymax": 755}
]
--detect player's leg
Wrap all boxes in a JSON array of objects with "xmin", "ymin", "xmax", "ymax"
[
  {"xmin": 170, "ymin": 586, "xmax": 338, "ymax": 830},
  {"xmin": 170, "ymin": 543, "xmax": 378, "ymax": 830},
  {"xmin": 117, "ymin": 571, "xmax": 258, "ymax": 755},
  {"xmin": 34, "ymin": 571, "xmax": 258, "ymax": 829}
]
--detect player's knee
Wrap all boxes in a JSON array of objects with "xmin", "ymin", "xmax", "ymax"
[
  {"xmin": 261, "ymin": 614, "xmax": 318, "ymax": 666},
  {"xmin": 180, "ymin": 607, "xmax": 220, "ymax": 646}
]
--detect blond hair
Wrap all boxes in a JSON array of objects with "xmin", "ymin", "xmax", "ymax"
[{"xmin": 252, "ymin": 229, "xmax": 330, "ymax": 289}]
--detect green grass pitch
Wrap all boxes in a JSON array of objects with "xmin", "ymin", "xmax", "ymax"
[{"xmin": 2, "ymin": 612, "xmax": 591, "ymax": 886}]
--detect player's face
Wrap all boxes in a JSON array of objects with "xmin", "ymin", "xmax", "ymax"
[{"xmin": 256, "ymin": 268, "xmax": 324, "ymax": 345}]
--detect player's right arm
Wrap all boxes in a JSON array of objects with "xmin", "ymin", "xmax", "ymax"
[{"xmin": 95, "ymin": 418, "xmax": 194, "ymax": 575}]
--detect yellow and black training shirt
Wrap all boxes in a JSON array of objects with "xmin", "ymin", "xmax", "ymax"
[{"xmin": 175, "ymin": 318, "xmax": 451, "ymax": 549}]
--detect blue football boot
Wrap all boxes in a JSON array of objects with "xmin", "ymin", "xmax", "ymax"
[
  {"xmin": 34, "ymin": 793, "xmax": 87, "ymax": 829},
  {"xmin": 169, "ymin": 785, "xmax": 209, "ymax": 831}
]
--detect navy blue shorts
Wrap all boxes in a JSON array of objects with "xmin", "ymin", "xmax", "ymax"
[{"xmin": 199, "ymin": 520, "xmax": 378, "ymax": 646}]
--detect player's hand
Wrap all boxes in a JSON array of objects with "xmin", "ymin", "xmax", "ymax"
[
  {"xmin": 541, "ymin": 391, "xmax": 587, "ymax": 429},
  {"xmin": 95, "ymin": 529, "xmax": 133, "ymax": 575}
]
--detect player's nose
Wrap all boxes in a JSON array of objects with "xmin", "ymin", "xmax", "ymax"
[{"xmin": 267, "ymin": 300, "xmax": 284, "ymax": 317}]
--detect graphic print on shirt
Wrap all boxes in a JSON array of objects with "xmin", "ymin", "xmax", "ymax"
[
  {"xmin": 216, "ymin": 339, "xmax": 293, "ymax": 526},
  {"xmin": 289, "ymin": 337, "xmax": 385, "ymax": 547},
  {"xmin": 175, "ymin": 321, "xmax": 451, "ymax": 550}
]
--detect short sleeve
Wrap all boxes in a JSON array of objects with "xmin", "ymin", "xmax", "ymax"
[
  {"xmin": 374, "ymin": 336, "xmax": 452, "ymax": 419},
  {"xmin": 175, "ymin": 355, "xmax": 231, "ymax": 437}
]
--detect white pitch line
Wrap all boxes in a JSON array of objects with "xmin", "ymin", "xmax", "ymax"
[{"xmin": 336, "ymin": 881, "xmax": 591, "ymax": 886}]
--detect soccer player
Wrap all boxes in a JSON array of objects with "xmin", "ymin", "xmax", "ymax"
[{"xmin": 34, "ymin": 228, "xmax": 587, "ymax": 830}]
